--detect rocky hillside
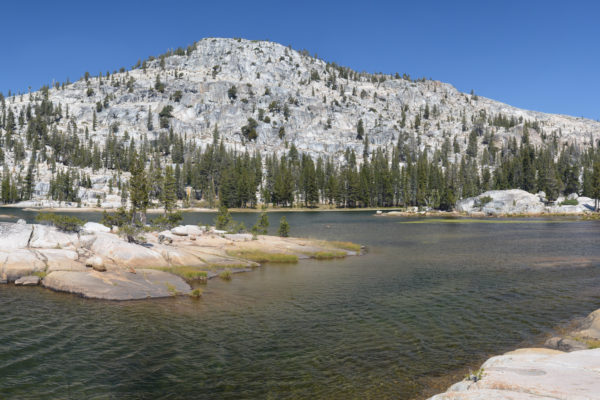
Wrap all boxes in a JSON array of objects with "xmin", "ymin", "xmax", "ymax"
[{"xmin": 1, "ymin": 37, "xmax": 599, "ymax": 206}]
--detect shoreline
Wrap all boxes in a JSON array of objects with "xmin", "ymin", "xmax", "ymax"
[
  {"xmin": 0, "ymin": 221, "xmax": 363, "ymax": 301},
  {"xmin": 377, "ymin": 210, "xmax": 594, "ymax": 218},
  {"xmin": 1, "ymin": 204, "xmax": 595, "ymax": 219},
  {"xmin": 0, "ymin": 204, "xmax": 404, "ymax": 214},
  {"xmin": 428, "ymin": 306, "xmax": 600, "ymax": 399}
]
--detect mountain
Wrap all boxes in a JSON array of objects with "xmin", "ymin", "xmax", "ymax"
[{"xmin": 0, "ymin": 37, "xmax": 599, "ymax": 209}]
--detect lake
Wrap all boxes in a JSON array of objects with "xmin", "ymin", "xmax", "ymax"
[{"xmin": 1, "ymin": 210, "xmax": 600, "ymax": 399}]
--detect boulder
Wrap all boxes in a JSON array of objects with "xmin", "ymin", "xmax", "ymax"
[
  {"xmin": 158, "ymin": 234, "xmax": 173, "ymax": 244},
  {"xmin": 429, "ymin": 348, "xmax": 600, "ymax": 399},
  {"xmin": 224, "ymin": 233, "xmax": 253, "ymax": 241},
  {"xmin": 81, "ymin": 222, "xmax": 111, "ymax": 234},
  {"xmin": 0, "ymin": 249, "xmax": 46, "ymax": 282},
  {"xmin": 0, "ymin": 222, "xmax": 33, "ymax": 251},
  {"xmin": 15, "ymin": 275, "xmax": 41, "ymax": 286},
  {"xmin": 171, "ymin": 225, "xmax": 204, "ymax": 236},
  {"xmin": 85, "ymin": 256, "xmax": 106, "ymax": 272},
  {"xmin": 29, "ymin": 224, "xmax": 78, "ymax": 249},
  {"xmin": 573, "ymin": 309, "xmax": 600, "ymax": 340},
  {"xmin": 457, "ymin": 189, "xmax": 545, "ymax": 215},
  {"xmin": 88, "ymin": 232, "xmax": 168, "ymax": 268},
  {"xmin": 544, "ymin": 336, "xmax": 588, "ymax": 352},
  {"xmin": 42, "ymin": 269, "xmax": 192, "ymax": 300}
]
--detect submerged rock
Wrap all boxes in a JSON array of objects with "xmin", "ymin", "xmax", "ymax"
[
  {"xmin": 15, "ymin": 276, "xmax": 41, "ymax": 286},
  {"xmin": 42, "ymin": 269, "xmax": 192, "ymax": 300}
]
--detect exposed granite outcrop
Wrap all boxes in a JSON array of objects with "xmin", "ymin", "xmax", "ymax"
[{"xmin": 0, "ymin": 221, "xmax": 358, "ymax": 300}]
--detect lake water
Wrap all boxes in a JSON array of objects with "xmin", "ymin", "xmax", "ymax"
[{"xmin": 1, "ymin": 210, "xmax": 600, "ymax": 399}]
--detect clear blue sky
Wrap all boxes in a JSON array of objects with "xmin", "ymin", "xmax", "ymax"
[{"xmin": 1, "ymin": 0, "xmax": 598, "ymax": 119}]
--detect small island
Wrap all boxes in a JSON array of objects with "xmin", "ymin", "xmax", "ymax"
[{"xmin": 0, "ymin": 217, "xmax": 361, "ymax": 300}]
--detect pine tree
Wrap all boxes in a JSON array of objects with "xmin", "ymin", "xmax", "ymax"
[
  {"xmin": 161, "ymin": 165, "xmax": 177, "ymax": 215},
  {"xmin": 592, "ymin": 160, "xmax": 600, "ymax": 211},
  {"xmin": 129, "ymin": 152, "xmax": 149, "ymax": 224},
  {"xmin": 356, "ymin": 119, "xmax": 364, "ymax": 140},
  {"xmin": 147, "ymin": 107, "xmax": 153, "ymax": 131},
  {"xmin": 278, "ymin": 216, "xmax": 290, "ymax": 237},
  {"xmin": 215, "ymin": 203, "xmax": 232, "ymax": 230}
]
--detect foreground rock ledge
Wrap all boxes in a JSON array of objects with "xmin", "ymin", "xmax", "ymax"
[
  {"xmin": 429, "ymin": 308, "xmax": 600, "ymax": 399},
  {"xmin": 0, "ymin": 222, "xmax": 359, "ymax": 300}
]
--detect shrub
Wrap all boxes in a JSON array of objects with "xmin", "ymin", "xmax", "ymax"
[
  {"xmin": 560, "ymin": 198, "xmax": 578, "ymax": 206},
  {"xmin": 35, "ymin": 213, "xmax": 85, "ymax": 233},
  {"xmin": 172, "ymin": 90, "xmax": 183, "ymax": 102},
  {"xmin": 479, "ymin": 196, "xmax": 493, "ymax": 205},
  {"xmin": 227, "ymin": 86, "xmax": 237, "ymax": 100},
  {"xmin": 151, "ymin": 211, "xmax": 183, "ymax": 230},
  {"xmin": 100, "ymin": 208, "xmax": 131, "ymax": 228},
  {"xmin": 278, "ymin": 216, "xmax": 290, "ymax": 237},
  {"xmin": 215, "ymin": 204, "xmax": 232, "ymax": 230},
  {"xmin": 219, "ymin": 269, "xmax": 232, "ymax": 280},
  {"xmin": 118, "ymin": 223, "xmax": 146, "ymax": 244}
]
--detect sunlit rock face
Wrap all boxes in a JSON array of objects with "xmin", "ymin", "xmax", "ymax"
[{"xmin": 3, "ymin": 38, "xmax": 600, "ymax": 205}]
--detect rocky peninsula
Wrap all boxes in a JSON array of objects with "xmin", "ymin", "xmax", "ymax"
[
  {"xmin": 377, "ymin": 189, "xmax": 597, "ymax": 217},
  {"xmin": 0, "ymin": 220, "xmax": 360, "ymax": 300},
  {"xmin": 429, "ymin": 307, "xmax": 600, "ymax": 399}
]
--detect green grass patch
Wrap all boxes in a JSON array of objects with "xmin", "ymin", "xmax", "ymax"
[
  {"xmin": 326, "ymin": 241, "xmax": 362, "ymax": 252},
  {"xmin": 219, "ymin": 269, "xmax": 232, "ymax": 280},
  {"xmin": 190, "ymin": 288, "xmax": 203, "ymax": 298},
  {"xmin": 153, "ymin": 266, "xmax": 208, "ymax": 282},
  {"xmin": 227, "ymin": 250, "xmax": 298, "ymax": 263},
  {"xmin": 305, "ymin": 250, "xmax": 347, "ymax": 260},
  {"xmin": 33, "ymin": 271, "xmax": 47, "ymax": 279},
  {"xmin": 165, "ymin": 283, "xmax": 180, "ymax": 295},
  {"xmin": 573, "ymin": 336, "xmax": 600, "ymax": 349},
  {"xmin": 560, "ymin": 199, "xmax": 579, "ymax": 206},
  {"xmin": 207, "ymin": 263, "xmax": 249, "ymax": 270}
]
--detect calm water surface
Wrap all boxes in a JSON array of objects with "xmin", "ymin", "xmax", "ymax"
[{"xmin": 1, "ymin": 210, "xmax": 600, "ymax": 399}]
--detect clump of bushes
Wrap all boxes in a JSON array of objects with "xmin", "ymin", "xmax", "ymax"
[
  {"xmin": 214, "ymin": 204, "xmax": 246, "ymax": 233},
  {"xmin": 150, "ymin": 211, "xmax": 183, "ymax": 230},
  {"xmin": 479, "ymin": 196, "xmax": 493, "ymax": 205},
  {"xmin": 35, "ymin": 213, "xmax": 85, "ymax": 233},
  {"xmin": 560, "ymin": 198, "xmax": 578, "ymax": 206}
]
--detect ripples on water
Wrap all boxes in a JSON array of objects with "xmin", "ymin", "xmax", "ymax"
[{"xmin": 1, "ymin": 211, "xmax": 600, "ymax": 399}]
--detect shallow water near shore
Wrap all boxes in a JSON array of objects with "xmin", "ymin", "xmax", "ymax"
[{"xmin": 1, "ymin": 210, "xmax": 600, "ymax": 399}]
